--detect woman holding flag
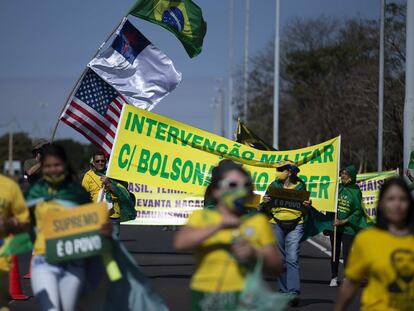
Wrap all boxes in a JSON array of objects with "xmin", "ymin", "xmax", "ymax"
[
  {"xmin": 334, "ymin": 177, "xmax": 414, "ymax": 311},
  {"xmin": 174, "ymin": 160, "xmax": 283, "ymax": 311}
]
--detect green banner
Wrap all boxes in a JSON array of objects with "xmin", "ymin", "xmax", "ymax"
[{"xmin": 46, "ymin": 230, "xmax": 109, "ymax": 263}]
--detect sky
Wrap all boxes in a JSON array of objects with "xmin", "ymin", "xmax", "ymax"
[{"xmin": 0, "ymin": 0, "xmax": 383, "ymax": 143}]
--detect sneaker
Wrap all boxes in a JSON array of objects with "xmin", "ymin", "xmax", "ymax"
[{"xmin": 329, "ymin": 277, "xmax": 338, "ymax": 287}]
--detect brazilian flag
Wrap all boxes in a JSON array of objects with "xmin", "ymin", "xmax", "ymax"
[
  {"xmin": 129, "ymin": 0, "xmax": 207, "ymax": 58},
  {"xmin": 236, "ymin": 119, "xmax": 277, "ymax": 151},
  {"xmin": 0, "ymin": 233, "xmax": 32, "ymax": 256}
]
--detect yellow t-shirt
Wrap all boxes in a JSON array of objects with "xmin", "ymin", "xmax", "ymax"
[
  {"xmin": 269, "ymin": 182, "xmax": 304, "ymax": 224},
  {"xmin": 188, "ymin": 209, "xmax": 276, "ymax": 292},
  {"xmin": 345, "ymin": 228, "xmax": 414, "ymax": 311},
  {"xmin": 82, "ymin": 169, "xmax": 103, "ymax": 203},
  {"xmin": 81, "ymin": 170, "xmax": 120, "ymax": 219},
  {"xmin": 0, "ymin": 175, "xmax": 30, "ymax": 272}
]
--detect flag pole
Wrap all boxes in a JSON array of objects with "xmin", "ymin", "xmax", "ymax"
[
  {"xmin": 404, "ymin": 0, "xmax": 414, "ymax": 172},
  {"xmin": 333, "ymin": 136, "xmax": 341, "ymax": 263},
  {"xmin": 243, "ymin": 0, "xmax": 250, "ymax": 121},
  {"xmin": 273, "ymin": 0, "xmax": 280, "ymax": 149},
  {"xmin": 378, "ymin": 0, "xmax": 385, "ymax": 171},
  {"xmin": 227, "ymin": 0, "xmax": 235, "ymax": 139},
  {"xmin": 50, "ymin": 17, "xmax": 127, "ymax": 142},
  {"xmin": 332, "ymin": 216, "xmax": 338, "ymax": 263}
]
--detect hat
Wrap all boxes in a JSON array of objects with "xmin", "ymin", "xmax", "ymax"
[
  {"xmin": 32, "ymin": 138, "xmax": 49, "ymax": 150},
  {"xmin": 276, "ymin": 160, "xmax": 300, "ymax": 173}
]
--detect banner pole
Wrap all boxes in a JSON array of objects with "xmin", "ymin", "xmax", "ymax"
[
  {"xmin": 332, "ymin": 219, "xmax": 337, "ymax": 263},
  {"xmin": 332, "ymin": 135, "xmax": 341, "ymax": 263},
  {"xmin": 50, "ymin": 17, "xmax": 127, "ymax": 142}
]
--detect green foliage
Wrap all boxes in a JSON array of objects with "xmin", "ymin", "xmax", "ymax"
[
  {"xmin": 236, "ymin": 3, "xmax": 406, "ymax": 172},
  {"xmin": 0, "ymin": 133, "xmax": 94, "ymax": 176},
  {"xmin": 0, "ymin": 132, "xmax": 32, "ymax": 173}
]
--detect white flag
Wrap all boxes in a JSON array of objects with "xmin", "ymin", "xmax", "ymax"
[{"xmin": 88, "ymin": 19, "xmax": 182, "ymax": 110}]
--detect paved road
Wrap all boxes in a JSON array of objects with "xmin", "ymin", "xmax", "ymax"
[{"xmin": 9, "ymin": 225, "xmax": 361, "ymax": 311}]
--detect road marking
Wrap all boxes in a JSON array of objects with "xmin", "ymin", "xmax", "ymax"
[{"xmin": 307, "ymin": 239, "xmax": 343, "ymax": 264}]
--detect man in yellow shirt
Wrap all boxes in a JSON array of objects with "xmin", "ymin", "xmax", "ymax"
[
  {"xmin": 82, "ymin": 152, "xmax": 135, "ymax": 238},
  {"xmin": 82, "ymin": 152, "xmax": 107, "ymax": 203},
  {"xmin": 0, "ymin": 174, "xmax": 30, "ymax": 309}
]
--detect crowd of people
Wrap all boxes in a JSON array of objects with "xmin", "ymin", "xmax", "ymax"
[{"xmin": 0, "ymin": 141, "xmax": 413, "ymax": 311}]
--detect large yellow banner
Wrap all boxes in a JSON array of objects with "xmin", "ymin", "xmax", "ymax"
[
  {"xmin": 107, "ymin": 105, "xmax": 340, "ymax": 214},
  {"xmin": 356, "ymin": 170, "xmax": 398, "ymax": 220}
]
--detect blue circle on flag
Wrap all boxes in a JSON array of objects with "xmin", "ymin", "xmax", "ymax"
[{"xmin": 162, "ymin": 7, "xmax": 185, "ymax": 32}]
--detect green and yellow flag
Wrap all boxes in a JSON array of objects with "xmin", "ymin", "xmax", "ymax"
[
  {"xmin": 129, "ymin": 0, "xmax": 207, "ymax": 58},
  {"xmin": 236, "ymin": 119, "xmax": 277, "ymax": 151},
  {"xmin": 0, "ymin": 233, "xmax": 32, "ymax": 257}
]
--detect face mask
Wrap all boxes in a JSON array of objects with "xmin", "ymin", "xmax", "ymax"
[
  {"xmin": 43, "ymin": 173, "xmax": 67, "ymax": 187},
  {"xmin": 341, "ymin": 176, "xmax": 352, "ymax": 185},
  {"xmin": 220, "ymin": 188, "xmax": 250, "ymax": 215},
  {"xmin": 278, "ymin": 171, "xmax": 289, "ymax": 180}
]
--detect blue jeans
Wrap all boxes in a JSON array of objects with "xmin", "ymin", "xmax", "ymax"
[
  {"xmin": 31, "ymin": 256, "xmax": 85, "ymax": 311},
  {"xmin": 272, "ymin": 223, "xmax": 304, "ymax": 295}
]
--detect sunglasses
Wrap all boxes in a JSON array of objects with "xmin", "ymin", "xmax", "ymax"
[
  {"xmin": 219, "ymin": 179, "xmax": 251, "ymax": 190},
  {"xmin": 94, "ymin": 160, "xmax": 106, "ymax": 164}
]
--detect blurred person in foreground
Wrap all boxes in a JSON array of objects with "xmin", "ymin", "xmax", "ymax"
[
  {"xmin": 260, "ymin": 160, "xmax": 309, "ymax": 306},
  {"xmin": 334, "ymin": 177, "xmax": 414, "ymax": 311},
  {"xmin": 0, "ymin": 174, "xmax": 30, "ymax": 310},
  {"xmin": 174, "ymin": 160, "xmax": 283, "ymax": 311},
  {"xmin": 329, "ymin": 165, "xmax": 364, "ymax": 287},
  {"xmin": 82, "ymin": 152, "xmax": 135, "ymax": 238},
  {"xmin": 23, "ymin": 139, "xmax": 49, "ymax": 186},
  {"xmin": 26, "ymin": 144, "xmax": 113, "ymax": 311}
]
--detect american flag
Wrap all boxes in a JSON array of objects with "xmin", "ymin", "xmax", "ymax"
[{"xmin": 60, "ymin": 69, "xmax": 126, "ymax": 156}]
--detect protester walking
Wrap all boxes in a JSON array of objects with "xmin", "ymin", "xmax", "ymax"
[
  {"xmin": 334, "ymin": 177, "xmax": 414, "ymax": 311},
  {"xmin": 329, "ymin": 165, "xmax": 364, "ymax": 287},
  {"xmin": 26, "ymin": 144, "xmax": 113, "ymax": 311},
  {"xmin": 82, "ymin": 152, "xmax": 135, "ymax": 238},
  {"xmin": 0, "ymin": 174, "xmax": 30, "ymax": 310},
  {"xmin": 174, "ymin": 160, "xmax": 283, "ymax": 311},
  {"xmin": 260, "ymin": 160, "xmax": 309, "ymax": 306}
]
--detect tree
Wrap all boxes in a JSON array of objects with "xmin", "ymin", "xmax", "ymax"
[
  {"xmin": 0, "ymin": 132, "xmax": 32, "ymax": 173},
  {"xmin": 0, "ymin": 133, "xmax": 94, "ymax": 176},
  {"xmin": 236, "ymin": 3, "xmax": 406, "ymax": 172}
]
